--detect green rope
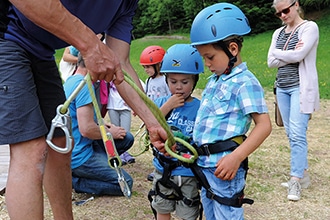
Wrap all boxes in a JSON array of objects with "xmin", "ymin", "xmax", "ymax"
[{"xmin": 123, "ymin": 72, "xmax": 198, "ymax": 163}]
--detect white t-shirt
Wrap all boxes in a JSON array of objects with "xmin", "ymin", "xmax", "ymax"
[{"xmin": 145, "ymin": 75, "xmax": 170, "ymax": 101}]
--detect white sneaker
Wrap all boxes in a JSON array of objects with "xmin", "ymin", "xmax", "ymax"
[
  {"xmin": 287, "ymin": 179, "xmax": 301, "ymax": 201},
  {"xmin": 281, "ymin": 173, "xmax": 310, "ymax": 189}
]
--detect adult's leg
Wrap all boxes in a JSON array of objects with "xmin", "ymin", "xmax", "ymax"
[
  {"xmin": 43, "ymin": 136, "xmax": 73, "ymax": 220},
  {"xmin": 277, "ymin": 87, "xmax": 310, "ymax": 179},
  {"xmin": 72, "ymin": 146, "xmax": 133, "ymax": 195},
  {"xmin": 287, "ymin": 88, "xmax": 310, "ymax": 179},
  {"xmin": 114, "ymin": 132, "xmax": 134, "ymax": 155},
  {"xmin": 31, "ymin": 54, "xmax": 73, "ymax": 219},
  {"xmin": 6, "ymin": 137, "xmax": 47, "ymax": 220},
  {"xmin": 0, "ymin": 40, "xmax": 49, "ymax": 219}
]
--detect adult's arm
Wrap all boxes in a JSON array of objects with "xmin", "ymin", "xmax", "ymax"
[
  {"xmin": 267, "ymin": 28, "xmax": 289, "ymax": 68},
  {"xmin": 270, "ymin": 22, "xmax": 319, "ymax": 64},
  {"xmin": 105, "ymin": 35, "xmax": 144, "ymax": 91},
  {"xmin": 77, "ymin": 104, "xmax": 126, "ymax": 140},
  {"xmin": 9, "ymin": 0, "xmax": 123, "ymax": 83},
  {"xmin": 105, "ymin": 36, "xmax": 168, "ymax": 150}
]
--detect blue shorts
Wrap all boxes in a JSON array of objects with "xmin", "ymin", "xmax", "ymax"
[{"xmin": 0, "ymin": 39, "xmax": 66, "ymax": 144}]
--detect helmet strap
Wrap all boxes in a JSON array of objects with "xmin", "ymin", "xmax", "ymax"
[{"xmin": 217, "ymin": 41, "xmax": 237, "ymax": 75}]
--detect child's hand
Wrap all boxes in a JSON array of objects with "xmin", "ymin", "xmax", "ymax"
[
  {"xmin": 167, "ymin": 94, "xmax": 185, "ymax": 109},
  {"xmin": 214, "ymin": 153, "xmax": 241, "ymax": 180}
]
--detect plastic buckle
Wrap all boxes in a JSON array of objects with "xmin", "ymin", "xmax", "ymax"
[{"xmin": 203, "ymin": 144, "xmax": 211, "ymax": 156}]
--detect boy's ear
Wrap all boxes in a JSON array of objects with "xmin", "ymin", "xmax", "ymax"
[{"xmin": 228, "ymin": 42, "xmax": 239, "ymax": 57}]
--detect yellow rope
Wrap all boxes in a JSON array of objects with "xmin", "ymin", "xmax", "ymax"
[{"xmin": 85, "ymin": 74, "xmax": 122, "ymax": 168}]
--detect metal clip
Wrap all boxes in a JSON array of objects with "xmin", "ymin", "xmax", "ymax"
[
  {"xmin": 112, "ymin": 159, "xmax": 131, "ymax": 198},
  {"xmin": 46, "ymin": 105, "xmax": 73, "ymax": 154}
]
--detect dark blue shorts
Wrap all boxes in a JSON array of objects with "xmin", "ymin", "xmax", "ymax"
[{"xmin": 0, "ymin": 39, "xmax": 66, "ymax": 144}]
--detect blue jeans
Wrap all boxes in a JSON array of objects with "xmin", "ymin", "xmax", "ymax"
[
  {"xmin": 72, "ymin": 132, "xmax": 134, "ymax": 196},
  {"xmin": 201, "ymin": 167, "xmax": 245, "ymax": 220},
  {"xmin": 277, "ymin": 86, "xmax": 310, "ymax": 178}
]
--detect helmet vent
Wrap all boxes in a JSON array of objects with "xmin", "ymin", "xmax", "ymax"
[
  {"xmin": 195, "ymin": 61, "xmax": 199, "ymax": 71},
  {"xmin": 211, "ymin": 24, "xmax": 217, "ymax": 37},
  {"xmin": 190, "ymin": 49, "xmax": 198, "ymax": 56}
]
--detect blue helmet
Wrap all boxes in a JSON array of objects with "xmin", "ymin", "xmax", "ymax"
[
  {"xmin": 190, "ymin": 3, "xmax": 251, "ymax": 46},
  {"xmin": 160, "ymin": 44, "xmax": 204, "ymax": 75}
]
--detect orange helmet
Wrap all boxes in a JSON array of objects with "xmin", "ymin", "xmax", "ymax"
[{"xmin": 139, "ymin": 45, "xmax": 165, "ymax": 65}]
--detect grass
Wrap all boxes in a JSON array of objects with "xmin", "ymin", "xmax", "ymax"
[{"xmin": 55, "ymin": 9, "xmax": 330, "ymax": 99}]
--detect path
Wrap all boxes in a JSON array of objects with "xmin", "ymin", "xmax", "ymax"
[{"xmin": 0, "ymin": 144, "xmax": 9, "ymax": 195}]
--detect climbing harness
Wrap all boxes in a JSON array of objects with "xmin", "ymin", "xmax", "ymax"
[
  {"xmin": 147, "ymin": 129, "xmax": 202, "ymax": 220},
  {"xmin": 191, "ymin": 136, "xmax": 254, "ymax": 207},
  {"xmin": 123, "ymin": 71, "xmax": 254, "ymax": 209},
  {"xmin": 47, "ymin": 74, "xmax": 131, "ymax": 198}
]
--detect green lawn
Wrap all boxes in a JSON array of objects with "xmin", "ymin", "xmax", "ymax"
[{"xmin": 55, "ymin": 10, "xmax": 330, "ymax": 99}]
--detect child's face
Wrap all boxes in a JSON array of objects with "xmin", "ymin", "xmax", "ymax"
[
  {"xmin": 143, "ymin": 65, "xmax": 156, "ymax": 77},
  {"xmin": 167, "ymin": 73, "xmax": 195, "ymax": 100},
  {"xmin": 196, "ymin": 44, "xmax": 229, "ymax": 76}
]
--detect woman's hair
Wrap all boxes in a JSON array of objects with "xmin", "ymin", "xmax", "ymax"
[
  {"xmin": 154, "ymin": 63, "xmax": 163, "ymax": 76},
  {"xmin": 272, "ymin": 0, "xmax": 304, "ymax": 19}
]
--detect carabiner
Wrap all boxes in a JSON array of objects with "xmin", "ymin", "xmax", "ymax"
[
  {"xmin": 46, "ymin": 104, "xmax": 73, "ymax": 154},
  {"xmin": 112, "ymin": 159, "xmax": 132, "ymax": 198}
]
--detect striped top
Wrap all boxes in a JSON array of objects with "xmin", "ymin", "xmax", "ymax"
[{"xmin": 276, "ymin": 28, "xmax": 299, "ymax": 88}]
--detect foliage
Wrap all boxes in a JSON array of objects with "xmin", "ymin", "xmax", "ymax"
[
  {"xmin": 132, "ymin": 0, "xmax": 329, "ymax": 38},
  {"xmin": 300, "ymin": 0, "xmax": 330, "ymax": 12}
]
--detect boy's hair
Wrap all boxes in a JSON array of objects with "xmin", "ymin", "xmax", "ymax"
[{"xmin": 213, "ymin": 36, "xmax": 244, "ymax": 52}]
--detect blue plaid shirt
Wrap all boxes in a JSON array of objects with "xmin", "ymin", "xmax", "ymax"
[{"xmin": 193, "ymin": 62, "xmax": 268, "ymax": 167}]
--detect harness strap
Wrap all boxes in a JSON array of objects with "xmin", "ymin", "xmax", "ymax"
[
  {"xmin": 189, "ymin": 161, "xmax": 253, "ymax": 208},
  {"xmin": 150, "ymin": 148, "xmax": 201, "ymax": 214},
  {"xmin": 197, "ymin": 135, "xmax": 246, "ymax": 156},
  {"xmin": 147, "ymin": 190, "xmax": 157, "ymax": 219}
]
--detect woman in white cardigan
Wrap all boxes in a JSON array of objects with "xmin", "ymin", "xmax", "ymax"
[{"xmin": 267, "ymin": 0, "xmax": 319, "ymax": 201}]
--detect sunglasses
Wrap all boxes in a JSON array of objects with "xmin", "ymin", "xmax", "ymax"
[{"xmin": 275, "ymin": 1, "xmax": 296, "ymax": 17}]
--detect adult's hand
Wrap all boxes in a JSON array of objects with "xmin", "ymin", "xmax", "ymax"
[
  {"xmin": 147, "ymin": 125, "xmax": 168, "ymax": 153},
  {"xmin": 107, "ymin": 124, "xmax": 126, "ymax": 140},
  {"xmin": 80, "ymin": 40, "xmax": 124, "ymax": 83}
]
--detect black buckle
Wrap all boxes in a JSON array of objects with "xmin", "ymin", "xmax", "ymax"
[{"xmin": 203, "ymin": 144, "xmax": 211, "ymax": 156}]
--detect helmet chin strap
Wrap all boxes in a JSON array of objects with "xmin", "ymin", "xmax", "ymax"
[
  {"xmin": 223, "ymin": 56, "xmax": 237, "ymax": 75},
  {"xmin": 217, "ymin": 41, "xmax": 237, "ymax": 75}
]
